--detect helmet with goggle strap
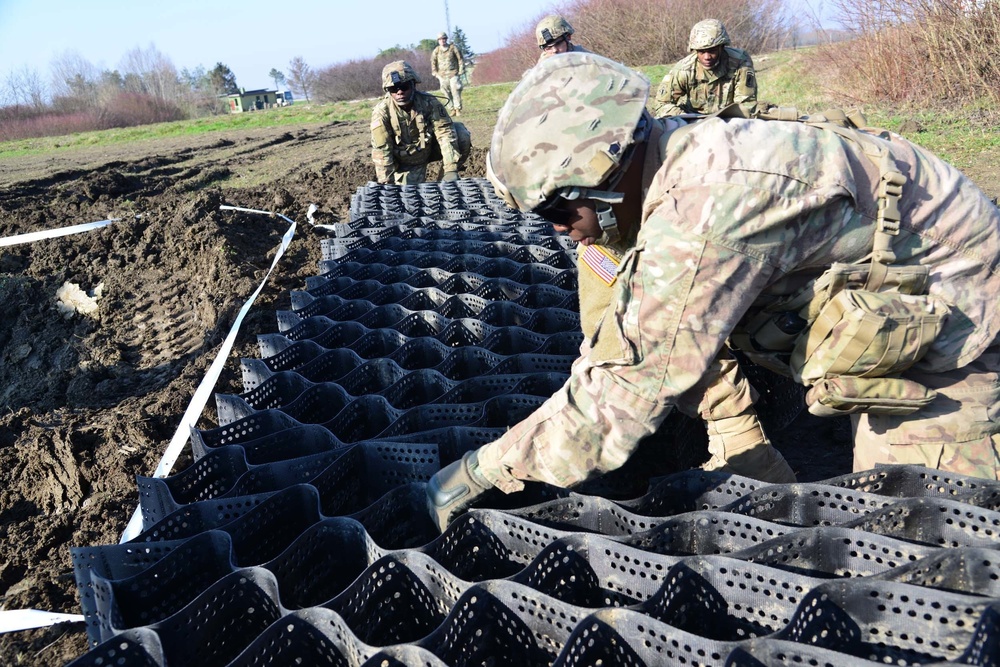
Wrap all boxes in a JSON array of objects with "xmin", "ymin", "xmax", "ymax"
[{"xmin": 486, "ymin": 52, "xmax": 651, "ymax": 242}]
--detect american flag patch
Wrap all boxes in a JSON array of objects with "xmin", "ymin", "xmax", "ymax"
[{"xmin": 580, "ymin": 244, "xmax": 621, "ymax": 286}]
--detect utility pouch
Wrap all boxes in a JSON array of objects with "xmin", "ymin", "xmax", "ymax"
[
  {"xmin": 791, "ymin": 288, "xmax": 951, "ymax": 385},
  {"xmin": 805, "ymin": 376, "xmax": 937, "ymax": 417}
]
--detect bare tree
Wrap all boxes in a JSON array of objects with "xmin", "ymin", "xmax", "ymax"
[
  {"xmin": 287, "ymin": 56, "xmax": 315, "ymax": 102},
  {"xmin": 49, "ymin": 50, "xmax": 99, "ymax": 106},
  {"xmin": 3, "ymin": 65, "xmax": 47, "ymax": 109},
  {"xmin": 119, "ymin": 43, "xmax": 184, "ymax": 102}
]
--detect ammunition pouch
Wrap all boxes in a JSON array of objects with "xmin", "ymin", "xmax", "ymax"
[
  {"xmin": 791, "ymin": 286, "xmax": 950, "ymax": 384},
  {"xmin": 805, "ymin": 376, "xmax": 937, "ymax": 417}
]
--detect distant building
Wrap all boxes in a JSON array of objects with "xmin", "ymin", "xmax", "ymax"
[{"xmin": 223, "ymin": 88, "xmax": 293, "ymax": 113}]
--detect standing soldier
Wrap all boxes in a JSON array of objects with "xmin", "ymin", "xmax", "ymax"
[
  {"xmin": 428, "ymin": 53, "xmax": 1000, "ymax": 531},
  {"xmin": 431, "ymin": 31, "xmax": 465, "ymax": 116},
  {"xmin": 654, "ymin": 18, "xmax": 757, "ymax": 117},
  {"xmin": 370, "ymin": 61, "xmax": 470, "ymax": 185}
]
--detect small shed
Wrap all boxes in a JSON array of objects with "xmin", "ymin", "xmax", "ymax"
[{"xmin": 224, "ymin": 88, "xmax": 281, "ymax": 113}]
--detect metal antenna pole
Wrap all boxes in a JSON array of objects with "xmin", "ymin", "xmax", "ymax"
[{"xmin": 444, "ymin": 0, "xmax": 451, "ymax": 37}]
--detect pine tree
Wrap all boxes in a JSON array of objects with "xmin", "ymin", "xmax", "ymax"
[{"xmin": 451, "ymin": 26, "xmax": 475, "ymax": 84}]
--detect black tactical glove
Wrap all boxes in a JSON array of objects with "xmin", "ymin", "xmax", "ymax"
[
  {"xmin": 442, "ymin": 170, "xmax": 459, "ymax": 182},
  {"xmin": 426, "ymin": 450, "xmax": 493, "ymax": 532}
]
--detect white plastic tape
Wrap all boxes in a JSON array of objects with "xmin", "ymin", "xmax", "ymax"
[
  {"xmin": 0, "ymin": 206, "xmax": 296, "ymax": 634},
  {"xmin": 119, "ymin": 205, "xmax": 297, "ymax": 543},
  {"xmin": 0, "ymin": 218, "xmax": 118, "ymax": 247},
  {"xmin": 0, "ymin": 610, "xmax": 85, "ymax": 632}
]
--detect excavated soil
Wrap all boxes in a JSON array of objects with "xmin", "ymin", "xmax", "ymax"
[{"xmin": 0, "ymin": 112, "xmax": 997, "ymax": 666}]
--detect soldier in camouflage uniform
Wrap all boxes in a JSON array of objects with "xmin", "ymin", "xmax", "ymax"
[
  {"xmin": 653, "ymin": 18, "xmax": 757, "ymax": 117},
  {"xmin": 426, "ymin": 52, "xmax": 1000, "ymax": 531},
  {"xmin": 536, "ymin": 15, "xmax": 589, "ymax": 61},
  {"xmin": 370, "ymin": 60, "xmax": 471, "ymax": 185},
  {"xmin": 431, "ymin": 32, "xmax": 465, "ymax": 116}
]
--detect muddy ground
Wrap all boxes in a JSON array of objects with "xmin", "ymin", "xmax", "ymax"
[{"xmin": 0, "ymin": 109, "xmax": 997, "ymax": 666}]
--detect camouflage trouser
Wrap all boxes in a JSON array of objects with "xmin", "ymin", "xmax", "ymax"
[
  {"xmin": 853, "ymin": 342, "xmax": 1000, "ymax": 479},
  {"xmin": 391, "ymin": 122, "xmax": 472, "ymax": 185},
  {"xmin": 577, "ymin": 245, "xmax": 795, "ymax": 483},
  {"xmin": 438, "ymin": 75, "xmax": 463, "ymax": 111}
]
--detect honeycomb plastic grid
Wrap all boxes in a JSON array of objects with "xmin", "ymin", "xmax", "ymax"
[{"xmin": 67, "ymin": 179, "xmax": 1000, "ymax": 666}]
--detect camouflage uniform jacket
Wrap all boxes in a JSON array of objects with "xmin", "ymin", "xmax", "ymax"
[
  {"xmin": 370, "ymin": 91, "xmax": 461, "ymax": 183},
  {"xmin": 431, "ymin": 43, "xmax": 464, "ymax": 78},
  {"xmin": 478, "ymin": 117, "xmax": 1000, "ymax": 492},
  {"xmin": 653, "ymin": 46, "xmax": 756, "ymax": 117}
]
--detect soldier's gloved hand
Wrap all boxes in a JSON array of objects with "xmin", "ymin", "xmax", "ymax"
[
  {"xmin": 442, "ymin": 170, "xmax": 459, "ymax": 182},
  {"xmin": 426, "ymin": 450, "xmax": 493, "ymax": 532}
]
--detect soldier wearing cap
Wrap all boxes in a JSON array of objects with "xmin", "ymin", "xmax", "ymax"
[
  {"xmin": 654, "ymin": 18, "xmax": 757, "ymax": 117},
  {"xmin": 431, "ymin": 31, "xmax": 465, "ymax": 116},
  {"xmin": 426, "ymin": 52, "xmax": 1000, "ymax": 531},
  {"xmin": 535, "ymin": 15, "xmax": 588, "ymax": 61},
  {"xmin": 370, "ymin": 60, "xmax": 471, "ymax": 185}
]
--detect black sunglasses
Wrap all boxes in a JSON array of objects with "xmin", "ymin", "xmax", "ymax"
[
  {"xmin": 387, "ymin": 81, "xmax": 413, "ymax": 93},
  {"xmin": 540, "ymin": 35, "xmax": 568, "ymax": 51},
  {"xmin": 535, "ymin": 195, "xmax": 576, "ymax": 227}
]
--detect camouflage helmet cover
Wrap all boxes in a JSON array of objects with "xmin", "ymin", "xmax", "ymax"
[
  {"xmin": 486, "ymin": 52, "xmax": 650, "ymax": 212},
  {"xmin": 688, "ymin": 19, "xmax": 731, "ymax": 50},
  {"xmin": 437, "ymin": 31, "xmax": 448, "ymax": 40},
  {"xmin": 381, "ymin": 60, "xmax": 421, "ymax": 89},
  {"xmin": 535, "ymin": 14, "xmax": 574, "ymax": 47}
]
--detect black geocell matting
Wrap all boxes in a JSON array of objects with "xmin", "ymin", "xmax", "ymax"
[{"xmin": 67, "ymin": 179, "xmax": 1000, "ymax": 667}]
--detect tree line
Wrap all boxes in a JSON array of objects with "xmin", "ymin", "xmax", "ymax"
[{"xmin": 3, "ymin": 0, "xmax": 997, "ymax": 142}]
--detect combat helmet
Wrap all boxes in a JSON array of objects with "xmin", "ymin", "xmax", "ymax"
[
  {"xmin": 688, "ymin": 19, "xmax": 730, "ymax": 50},
  {"xmin": 437, "ymin": 31, "xmax": 448, "ymax": 40},
  {"xmin": 486, "ymin": 52, "xmax": 650, "ymax": 218},
  {"xmin": 535, "ymin": 15, "xmax": 574, "ymax": 47},
  {"xmin": 381, "ymin": 60, "xmax": 421, "ymax": 89}
]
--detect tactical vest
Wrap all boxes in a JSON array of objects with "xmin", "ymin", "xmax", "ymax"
[
  {"xmin": 694, "ymin": 105, "xmax": 950, "ymax": 417},
  {"xmin": 387, "ymin": 95, "xmax": 431, "ymax": 163}
]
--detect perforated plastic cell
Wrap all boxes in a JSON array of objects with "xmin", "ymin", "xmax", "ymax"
[
  {"xmin": 397, "ymin": 285, "xmax": 451, "ymax": 311},
  {"xmin": 435, "ymin": 317, "xmax": 496, "ymax": 346},
  {"xmin": 377, "ymin": 368, "xmax": 456, "ymax": 409},
  {"xmin": 436, "ymin": 293, "xmax": 489, "ymax": 319},
  {"xmin": 387, "ymin": 337, "xmax": 453, "ymax": 371},
  {"xmin": 349, "ymin": 483, "xmax": 440, "ymax": 550},
  {"xmin": 226, "ymin": 370, "xmax": 316, "ymax": 413},
  {"xmin": 321, "ymin": 394, "xmax": 403, "ymax": 443},
  {"xmin": 874, "ymin": 547, "xmax": 1000, "ymax": 597},
  {"xmin": 475, "ymin": 394, "xmax": 547, "ymax": 427},
  {"xmin": 743, "ymin": 525, "xmax": 926, "ymax": 579},
  {"xmin": 87, "ymin": 531, "xmax": 240, "ymax": 645},
  {"xmin": 272, "ymin": 382, "xmax": 354, "ymax": 426},
  {"xmin": 396, "ymin": 310, "xmax": 452, "ymax": 338},
  {"xmin": 775, "ymin": 578, "xmax": 992, "ymax": 663},
  {"xmin": 190, "ymin": 409, "xmax": 302, "ymax": 452},
  {"xmin": 146, "ymin": 567, "xmax": 286, "ymax": 667},
  {"xmin": 479, "ymin": 325, "xmax": 548, "ymax": 354},
  {"xmin": 513, "ymin": 283, "xmax": 578, "ymax": 309},
  {"xmin": 263, "ymin": 519, "xmax": 377, "ymax": 611},
  {"xmin": 336, "ymin": 357, "xmax": 408, "ymax": 395},
  {"xmin": 348, "ymin": 327, "xmax": 411, "ymax": 360},
  {"xmin": 720, "ymin": 482, "xmax": 897, "ymax": 527},
  {"xmin": 375, "ymin": 402, "xmax": 488, "ymax": 439},
  {"xmin": 66, "ymin": 628, "xmax": 165, "ymax": 666},
  {"xmin": 287, "ymin": 347, "xmax": 365, "ymax": 383},
  {"xmin": 327, "ymin": 552, "xmax": 466, "ymax": 646},
  {"xmin": 472, "ymin": 276, "xmax": 528, "ymax": 301},
  {"xmin": 486, "ymin": 352, "xmax": 577, "ymax": 375},
  {"xmin": 844, "ymin": 496, "xmax": 1000, "ymax": 548},
  {"xmin": 725, "ymin": 638, "xmax": 898, "ymax": 666},
  {"xmin": 432, "ymin": 346, "xmax": 505, "ymax": 381},
  {"xmin": 222, "ymin": 608, "xmax": 373, "ymax": 667},
  {"xmin": 826, "ymin": 465, "xmax": 1000, "ymax": 503}
]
